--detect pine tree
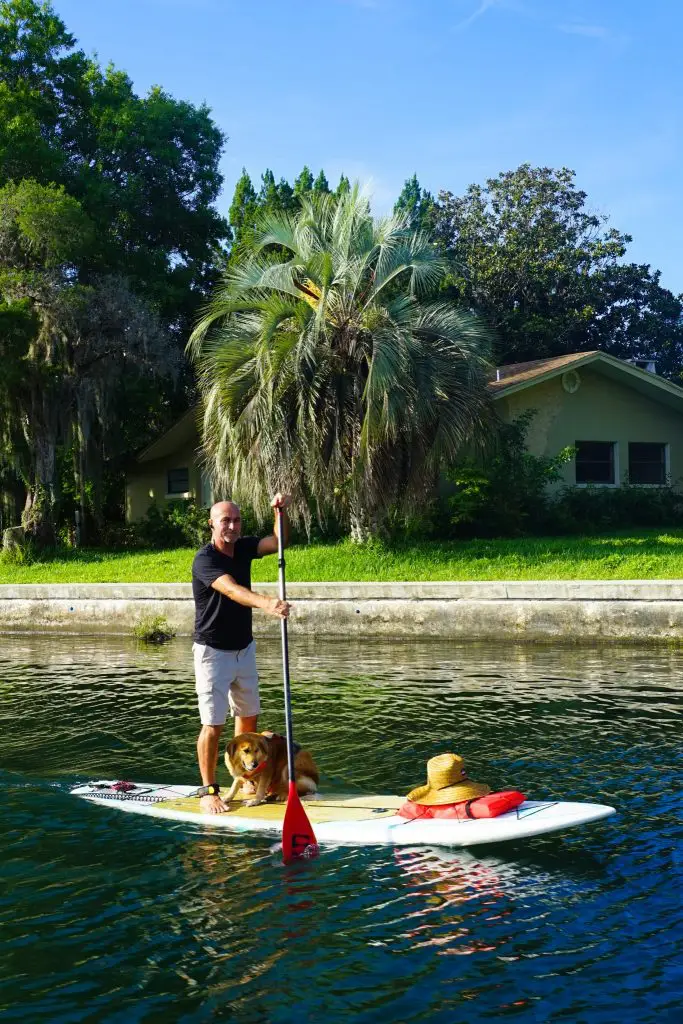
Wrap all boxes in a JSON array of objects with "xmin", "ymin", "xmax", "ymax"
[
  {"xmin": 395, "ymin": 174, "xmax": 435, "ymax": 231},
  {"xmin": 336, "ymin": 174, "xmax": 351, "ymax": 197},
  {"xmin": 228, "ymin": 168, "xmax": 257, "ymax": 237},
  {"xmin": 294, "ymin": 165, "xmax": 314, "ymax": 196},
  {"xmin": 313, "ymin": 170, "xmax": 330, "ymax": 194}
]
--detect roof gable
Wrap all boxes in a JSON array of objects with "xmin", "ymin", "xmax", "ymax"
[
  {"xmin": 490, "ymin": 351, "xmax": 683, "ymax": 412},
  {"xmin": 137, "ymin": 407, "xmax": 200, "ymax": 463}
]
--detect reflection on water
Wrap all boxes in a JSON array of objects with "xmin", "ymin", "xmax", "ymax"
[{"xmin": 1, "ymin": 634, "xmax": 681, "ymax": 1023}]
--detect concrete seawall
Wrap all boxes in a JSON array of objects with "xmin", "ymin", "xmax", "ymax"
[{"xmin": 1, "ymin": 581, "xmax": 683, "ymax": 641}]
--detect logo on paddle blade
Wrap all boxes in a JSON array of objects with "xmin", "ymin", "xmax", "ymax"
[{"xmin": 292, "ymin": 834, "xmax": 319, "ymax": 859}]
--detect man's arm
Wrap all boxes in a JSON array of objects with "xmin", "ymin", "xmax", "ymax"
[
  {"xmin": 210, "ymin": 574, "xmax": 289, "ymax": 618},
  {"xmin": 257, "ymin": 492, "xmax": 290, "ymax": 557}
]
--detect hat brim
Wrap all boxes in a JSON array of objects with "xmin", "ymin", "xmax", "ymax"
[{"xmin": 406, "ymin": 781, "xmax": 491, "ymax": 805}]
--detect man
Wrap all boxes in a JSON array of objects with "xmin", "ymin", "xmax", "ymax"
[{"xmin": 192, "ymin": 493, "xmax": 291, "ymax": 814}]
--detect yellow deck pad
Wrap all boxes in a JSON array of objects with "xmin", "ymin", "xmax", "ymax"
[{"xmin": 159, "ymin": 793, "xmax": 403, "ymax": 822}]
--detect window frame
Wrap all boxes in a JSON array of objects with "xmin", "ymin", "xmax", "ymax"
[
  {"xmin": 627, "ymin": 442, "xmax": 669, "ymax": 487},
  {"xmin": 574, "ymin": 440, "xmax": 619, "ymax": 487},
  {"xmin": 166, "ymin": 467, "xmax": 191, "ymax": 498}
]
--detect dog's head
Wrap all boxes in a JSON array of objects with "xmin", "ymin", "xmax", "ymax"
[{"xmin": 225, "ymin": 732, "xmax": 270, "ymax": 777}]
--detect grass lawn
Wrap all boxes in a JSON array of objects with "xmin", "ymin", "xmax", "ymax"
[{"xmin": 2, "ymin": 529, "xmax": 683, "ymax": 583}]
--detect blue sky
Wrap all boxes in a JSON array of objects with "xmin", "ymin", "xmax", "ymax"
[{"xmin": 52, "ymin": 0, "xmax": 682, "ymax": 291}]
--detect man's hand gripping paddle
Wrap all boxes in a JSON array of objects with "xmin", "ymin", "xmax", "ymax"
[{"xmin": 276, "ymin": 501, "xmax": 319, "ymax": 864}]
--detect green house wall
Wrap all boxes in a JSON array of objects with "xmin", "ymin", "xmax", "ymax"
[{"xmin": 125, "ymin": 440, "xmax": 207, "ymax": 522}]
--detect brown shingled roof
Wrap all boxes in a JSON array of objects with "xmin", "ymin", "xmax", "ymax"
[{"xmin": 489, "ymin": 351, "xmax": 600, "ymax": 392}]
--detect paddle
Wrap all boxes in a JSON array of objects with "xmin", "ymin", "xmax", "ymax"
[{"xmin": 276, "ymin": 501, "xmax": 319, "ymax": 864}]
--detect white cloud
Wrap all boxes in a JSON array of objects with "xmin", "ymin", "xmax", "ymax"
[
  {"xmin": 559, "ymin": 23, "xmax": 610, "ymax": 39},
  {"xmin": 452, "ymin": 0, "xmax": 529, "ymax": 32}
]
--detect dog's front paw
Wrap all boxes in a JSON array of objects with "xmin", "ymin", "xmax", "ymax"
[{"xmin": 244, "ymin": 797, "xmax": 265, "ymax": 807}]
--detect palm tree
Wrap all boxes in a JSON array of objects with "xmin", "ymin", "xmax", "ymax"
[{"xmin": 189, "ymin": 184, "xmax": 494, "ymax": 541}]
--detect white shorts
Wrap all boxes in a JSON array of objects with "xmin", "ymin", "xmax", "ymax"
[{"xmin": 192, "ymin": 641, "xmax": 260, "ymax": 726}]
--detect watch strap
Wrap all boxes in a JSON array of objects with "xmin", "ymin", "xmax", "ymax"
[{"xmin": 196, "ymin": 783, "xmax": 220, "ymax": 797}]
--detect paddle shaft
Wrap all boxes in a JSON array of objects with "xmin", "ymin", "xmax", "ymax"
[{"xmin": 276, "ymin": 505, "xmax": 296, "ymax": 783}]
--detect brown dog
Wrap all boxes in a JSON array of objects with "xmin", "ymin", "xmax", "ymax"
[{"xmin": 224, "ymin": 731, "xmax": 319, "ymax": 807}]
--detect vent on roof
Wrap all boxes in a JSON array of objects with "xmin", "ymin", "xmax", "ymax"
[{"xmin": 628, "ymin": 359, "xmax": 657, "ymax": 374}]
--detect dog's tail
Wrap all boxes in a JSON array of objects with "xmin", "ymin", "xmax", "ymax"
[{"xmin": 296, "ymin": 774, "xmax": 318, "ymax": 796}]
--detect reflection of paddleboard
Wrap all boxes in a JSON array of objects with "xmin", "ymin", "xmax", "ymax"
[{"xmin": 70, "ymin": 782, "xmax": 616, "ymax": 848}]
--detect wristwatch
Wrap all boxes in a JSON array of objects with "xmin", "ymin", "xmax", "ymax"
[{"xmin": 196, "ymin": 783, "xmax": 220, "ymax": 797}]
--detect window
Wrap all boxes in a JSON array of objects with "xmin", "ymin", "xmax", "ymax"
[
  {"xmin": 629, "ymin": 443, "xmax": 667, "ymax": 485},
  {"xmin": 167, "ymin": 467, "xmax": 190, "ymax": 495},
  {"xmin": 575, "ymin": 441, "xmax": 616, "ymax": 485}
]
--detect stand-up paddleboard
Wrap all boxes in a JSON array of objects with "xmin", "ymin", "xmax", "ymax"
[{"xmin": 70, "ymin": 782, "xmax": 616, "ymax": 848}]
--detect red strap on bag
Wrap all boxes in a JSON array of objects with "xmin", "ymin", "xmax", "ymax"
[{"xmin": 464, "ymin": 791, "xmax": 526, "ymax": 818}]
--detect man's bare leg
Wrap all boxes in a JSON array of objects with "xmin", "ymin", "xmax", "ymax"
[
  {"xmin": 235, "ymin": 715, "xmax": 258, "ymax": 736},
  {"xmin": 197, "ymin": 724, "xmax": 225, "ymax": 813}
]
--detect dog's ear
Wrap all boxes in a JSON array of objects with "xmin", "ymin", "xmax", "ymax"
[
  {"xmin": 226, "ymin": 737, "xmax": 239, "ymax": 762},
  {"xmin": 257, "ymin": 735, "xmax": 270, "ymax": 756}
]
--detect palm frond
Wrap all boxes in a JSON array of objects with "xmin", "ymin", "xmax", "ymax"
[{"xmin": 189, "ymin": 181, "xmax": 494, "ymax": 532}]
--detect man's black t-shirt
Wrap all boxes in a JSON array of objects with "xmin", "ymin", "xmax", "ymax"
[{"xmin": 192, "ymin": 537, "xmax": 262, "ymax": 650}]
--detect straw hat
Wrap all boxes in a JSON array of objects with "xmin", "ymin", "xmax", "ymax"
[{"xmin": 406, "ymin": 753, "xmax": 491, "ymax": 805}]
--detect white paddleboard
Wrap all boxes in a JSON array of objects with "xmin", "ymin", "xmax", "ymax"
[{"xmin": 70, "ymin": 781, "xmax": 616, "ymax": 848}]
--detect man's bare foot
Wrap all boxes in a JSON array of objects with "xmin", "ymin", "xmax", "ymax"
[
  {"xmin": 240, "ymin": 779, "xmax": 256, "ymax": 797},
  {"xmin": 200, "ymin": 794, "xmax": 228, "ymax": 814}
]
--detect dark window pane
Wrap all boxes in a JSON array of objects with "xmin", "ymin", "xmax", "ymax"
[
  {"xmin": 167, "ymin": 468, "xmax": 189, "ymax": 494},
  {"xmin": 575, "ymin": 441, "xmax": 615, "ymax": 484},
  {"xmin": 629, "ymin": 443, "xmax": 666, "ymax": 485}
]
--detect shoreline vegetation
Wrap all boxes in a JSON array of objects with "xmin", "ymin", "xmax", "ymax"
[{"xmin": 2, "ymin": 530, "xmax": 683, "ymax": 584}]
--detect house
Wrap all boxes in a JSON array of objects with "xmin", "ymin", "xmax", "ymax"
[
  {"xmin": 125, "ymin": 407, "xmax": 213, "ymax": 523},
  {"xmin": 491, "ymin": 351, "xmax": 683, "ymax": 489},
  {"xmin": 124, "ymin": 350, "xmax": 683, "ymax": 521}
]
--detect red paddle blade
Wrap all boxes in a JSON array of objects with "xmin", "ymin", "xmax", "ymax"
[{"xmin": 282, "ymin": 782, "xmax": 319, "ymax": 864}]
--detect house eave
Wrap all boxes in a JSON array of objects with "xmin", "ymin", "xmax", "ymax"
[
  {"xmin": 491, "ymin": 352, "xmax": 683, "ymax": 411},
  {"xmin": 136, "ymin": 406, "xmax": 201, "ymax": 463}
]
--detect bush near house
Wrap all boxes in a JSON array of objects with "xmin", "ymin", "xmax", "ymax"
[{"xmin": 387, "ymin": 413, "xmax": 683, "ymax": 541}]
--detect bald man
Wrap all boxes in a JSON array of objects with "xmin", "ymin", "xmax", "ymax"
[{"xmin": 191, "ymin": 494, "xmax": 291, "ymax": 814}]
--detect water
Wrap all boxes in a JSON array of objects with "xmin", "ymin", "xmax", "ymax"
[{"xmin": 1, "ymin": 634, "xmax": 681, "ymax": 1023}]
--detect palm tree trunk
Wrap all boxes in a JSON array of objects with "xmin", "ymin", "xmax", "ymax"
[{"xmin": 349, "ymin": 498, "xmax": 384, "ymax": 544}]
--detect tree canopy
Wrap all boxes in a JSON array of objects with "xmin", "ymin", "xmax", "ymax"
[
  {"xmin": 0, "ymin": 179, "xmax": 177, "ymax": 541},
  {"xmin": 227, "ymin": 166, "xmax": 353, "ymax": 262},
  {"xmin": 0, "ymin": 0, "xmax": 228, "ymax": 337},
  {"xmin": 394, "ymin": 173, "xmax": 435, "ymax": 232},
  {"xmin": 431, "ymin": 164, "xmax": 683, "ymax": 375},
  {"xmin": 0, "ymin": 0, "xmax": 227, "ymax": 537}
]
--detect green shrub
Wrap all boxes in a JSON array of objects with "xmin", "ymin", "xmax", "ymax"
[
  {"xmin": 553, "ymin": 484, "xmax": 683, "ymax": 533},
  {"xmin": 383, "ymin": 413, "xmax": 683, "ymax": 542},
  {"xmin": 0, "ymin": 536, "xmax": 41, "ymax": 566},
  {"xmin": 130, "ymin": 500, "xmax": 260, "ymax": 549},
  {"xmin": 444, "ymin": 413, "xmax": 574, "ymax": 538},
  {"xmin": 132, "ymin": 614, "xmax": 176, "ymax": 644}
]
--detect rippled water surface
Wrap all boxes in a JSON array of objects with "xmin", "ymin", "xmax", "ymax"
[{"xmin": 1, "ymin": 634, "xmax": 682, "ymax": 1023}]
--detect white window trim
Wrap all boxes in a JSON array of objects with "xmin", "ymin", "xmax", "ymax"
[
  {"xmin": 165, "ymin": 490, "xmax": 192, "ymax": 499},
  {"xmin": 575, "ymin": 441, "xmax": 620, "ymax": 488}
]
